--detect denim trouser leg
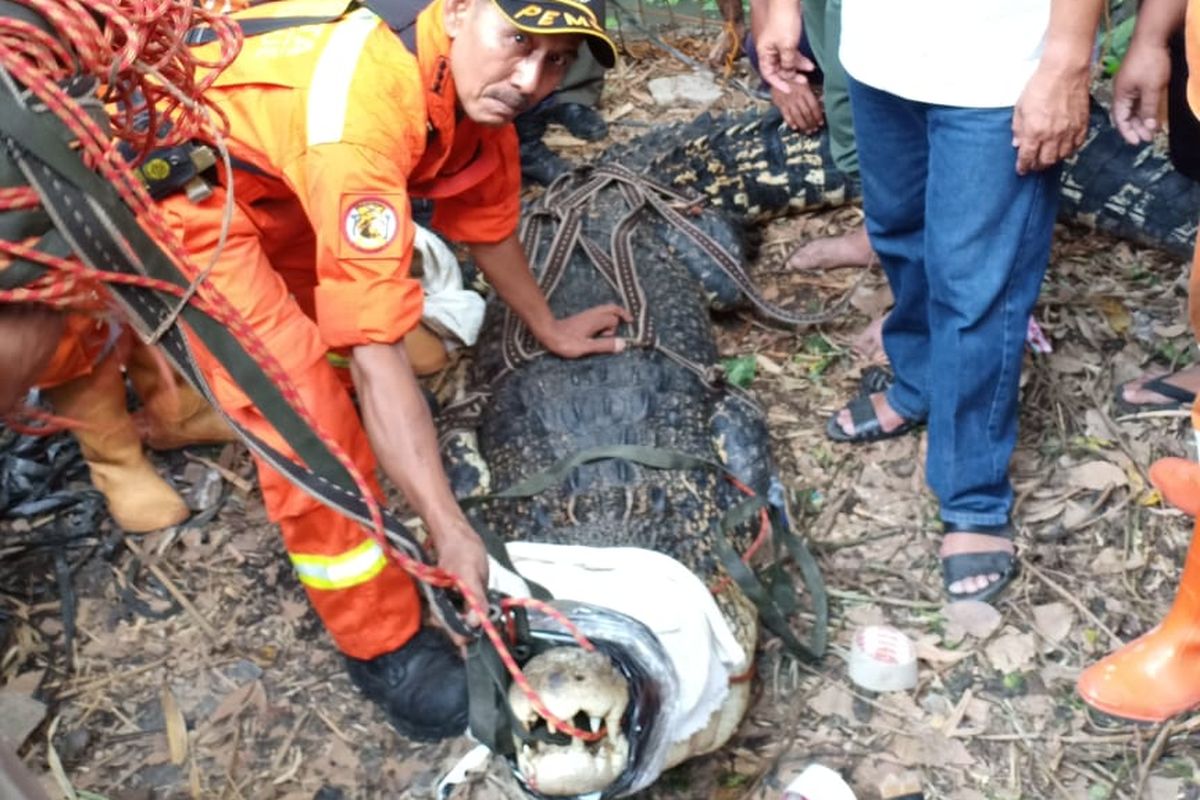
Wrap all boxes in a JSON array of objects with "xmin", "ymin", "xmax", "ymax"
[
  {"xmin": 847, "ymin": 79, "xmax": 931, "ymax": 425},
  {"xmin": 848, "ymin": 78, "xmax": 1060, "ymax": 528}
]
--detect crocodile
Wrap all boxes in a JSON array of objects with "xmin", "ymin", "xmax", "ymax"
[
  {"xmin": 602, "ymin": 102, "xmax": 1200, "ymax": 260},
  {"xmin": 440, "ymin": 167, "xmax": 794, "ymax": 796}
]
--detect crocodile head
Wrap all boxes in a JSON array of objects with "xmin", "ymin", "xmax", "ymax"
[{"xmin": 508, "ymin": 647, "xmax": 631, "ymax": 796}]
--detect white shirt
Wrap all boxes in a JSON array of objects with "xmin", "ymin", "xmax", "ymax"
[{"xmin": 839, "ymin": 0, "xmax": 1052, "ymax": 108}]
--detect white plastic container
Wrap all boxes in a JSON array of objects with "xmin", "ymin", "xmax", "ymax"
[
  {"xmin": 782, "ymin": 764, "xmax": 858, "ymax": 799},
  {"xmin": 847, "ymin": 625, "xmax": 919, "ymax": 693}
]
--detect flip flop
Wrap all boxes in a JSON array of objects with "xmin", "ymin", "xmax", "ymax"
[
  {"xmin": 825, "ymin": 394, "xmax": 922, "ymax": 444},
  {"xmin": 941, "ymin": 524, "xmax": 1019, "ymax": 604},
  {"xmin": 1112, "ymin": 374, "xmax": 1197, "ymax": 416}
]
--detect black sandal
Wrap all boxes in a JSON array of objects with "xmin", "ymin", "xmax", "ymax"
[
  {"xmin": 1112, "ymin": 374, "xmax": 1197, "ymax": 415},
  {"xmin": 941, "ymin": 523, "xmax": 1019, "ymax": 604},
  {"xmin": 825, "ymin": 394, "xmax": 922, "ymax": 444}
]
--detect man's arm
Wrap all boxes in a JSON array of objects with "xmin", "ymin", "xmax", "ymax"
[
  {"xmin": 350, "ymin": 341, "xmax": 488, "ymax": 618},
  {"xmin": 1112, "ymin": 0, "xmax": 1188, "ymax": 143},
  {"xmin": 469, "ymin": 232, "xmax": 631, "ymax": 358},
  {"xmin": 1012, "ymin": 0, "xmax": 1105, "ymax": 174}
]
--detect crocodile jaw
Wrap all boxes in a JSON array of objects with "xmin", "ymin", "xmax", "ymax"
[{"xmin": 508, "ymin": 648, "xmax": 631, "ymax": 796}]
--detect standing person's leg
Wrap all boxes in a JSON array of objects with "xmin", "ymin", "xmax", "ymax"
[
  {"xmin": 159, "ymin": 188, "xmax": 466, "ymax": 741},
  {"xmin": 785, "ymin": 0, "xmax": 876, "ymax": 271},
  {"xmin": 828, "ymin": 78, "xmax": 930, "ymax": 439},
  {"xmin": 923, "ymin": 104, "xmax": 1059, "ymax": 600}
]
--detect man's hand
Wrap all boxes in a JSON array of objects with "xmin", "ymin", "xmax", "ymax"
[
  {"xmin": 772, "ymin": 82, "xmax": 823, "ymax": 133},
  {"xmin": 1111, "ymin": 38, "xmax": 1172, "ymax": 144},
  {"xmin": 538, "ymin": 303, "xmax": 632, "ymax": 358},
  {"xmin": 756, "ymin": 0, "xmax": 815, "ymax": 93},
  {"xmin": 431, "ymin": 521, "xmax": 489, "ymax": 623},
  {"xmin": 1012, "ymin": 57, "xmax": 1092, "ymax": 175}
]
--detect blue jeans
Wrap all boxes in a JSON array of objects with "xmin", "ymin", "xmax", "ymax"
[{"xmin": 847, "ymin": 77, "xmax": 1060, "ymax": 529}]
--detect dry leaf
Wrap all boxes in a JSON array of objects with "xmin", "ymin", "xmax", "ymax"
[
  {"xmin": 806, "ymin": 682, "xmax": 855, "ymax": 721},
  {"xmin": 1092, "ymin": 547, "xmax": 1147, "ymax": 575},
  {"xmin": 0, "ymin": 689, "xmax": 46, "ymax": 748},
  {"xmin": 890, "ymin": 728, "xmax": 975, "ymax": 767},
  {"xmin": 161, "ymin": 685, "xmax": 189, "ymax": 766},
  {"xmin": 1032, "ymin": 602, "xmax": 1076, "ymax": 646},
  {"xmin": 1061, "ymin": 500, "xmax": 1091, "ymax": 529},
  {"xmin": 1095, "ymin": 296, "xmax": 1132, "ymax": 334},
  {"xmin": 207, "ymin": 681, "xmax": 259, "ymax": 726},
  {"xmin": 1066, "ymin": 460, "xmax": 1127, "ymax": 491},
  {"xmin": 943, "ymin": 601, "xmax": 1003, "ymax": 639},
  {"xmin": 983, "ymin": 631, "xmax": 1038, "ymax": 673}
]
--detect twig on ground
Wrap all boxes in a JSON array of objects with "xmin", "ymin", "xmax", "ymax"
[
  {"xmin": 1133, "ymin": 720, "xmax": 1175, "ymax": 799},
  {"xmin": 1021, "ymin": 557, "xmax": 1124, "ymax": 648},
  {"xmin": 124, "ymin": 539, "xmax": 224, "ymax": 647},
  {"xmin": 826, "ymin": 588, "xmax": 942, "ymax": 610}
]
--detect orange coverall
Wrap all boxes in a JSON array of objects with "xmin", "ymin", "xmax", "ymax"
[{"xmin": 169, "ymin": 0, "xmax": 521, "ymax": 659}]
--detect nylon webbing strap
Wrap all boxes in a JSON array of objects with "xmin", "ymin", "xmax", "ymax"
[
  {"xmin": 465, "ymin": 443, "xmax": 829, "ymax": 661},
  {"xmin": 0, "ymin": 75, "xmax": 471, "ymax": 637}
]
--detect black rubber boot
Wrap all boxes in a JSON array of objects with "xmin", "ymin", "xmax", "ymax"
[
  {"xmin": 344, "ymin": 627, "xmax": 468, "ymax": 742},
  {"xmin": 544, "ymin": 102, "xmax": 608, "ymax": 141},
  {"xmin": 518, "ymin": 138, "xmax": 570, "ymax": 187}
]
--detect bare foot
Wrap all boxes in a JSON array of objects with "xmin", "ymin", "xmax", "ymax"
[
  {"xmin": 785, "ymin": 224, "xmax": 875, "ymax": 271},
  {"xmin": 852, "ymin": 313, "xmax": 887, "ymax": 364},
  {"xmin": 940, "ymin": 532, "xmax": 1015, "ymax": 596},
  {"xmin": 1117, "ymin": 364, "xmax": 1200, "ymax": 407},
  {"xmin": 832, "ymin": 391, "xmax": 907, "ymax": 437}
]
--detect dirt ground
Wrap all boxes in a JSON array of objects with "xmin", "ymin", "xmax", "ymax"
[{"xmin": 3, "ymin": 33, "xmax": 1200, "ymax": 800}]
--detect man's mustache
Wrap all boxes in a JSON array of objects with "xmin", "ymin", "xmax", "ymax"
[{"xmin": 483, "ymin": 88, "xmax": 532, "ymax": 113}]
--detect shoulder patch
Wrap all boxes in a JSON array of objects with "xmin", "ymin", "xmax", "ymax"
[{"xmin": 343, "ymin": 197, "xmax": 399, "ymax": 253}]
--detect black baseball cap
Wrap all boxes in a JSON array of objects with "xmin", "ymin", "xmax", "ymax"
[{"xmin": 490, "ymin": 0, "xmax": 618, "ymax": 68}]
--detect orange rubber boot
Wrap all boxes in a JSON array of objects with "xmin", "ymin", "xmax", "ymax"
[
  {"xmin": 124, "ymin": 339, "xmax": 235, "ymax": 451},
  {"xmin": 1076, "ymin": 457, "xmax": 1200, "ymax": 722},
  {"xmin": 45, "ymin": 351, "xmax": 190, "ymax": 532}
]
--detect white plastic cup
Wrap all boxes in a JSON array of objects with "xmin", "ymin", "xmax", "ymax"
[
  {"xmin": 781, "ymin": 764, "xmax": 858, "ymax": 799},
  {"xmin": 847, "ymin": 625, "xmax": 918, "ymax": 693}
]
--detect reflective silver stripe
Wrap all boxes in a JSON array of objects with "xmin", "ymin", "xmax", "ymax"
[
  {"xmin": 307, "ymin": 7, "xmax": 380, "ymax": 147},
  {"xmin": 290, "ymin": 539, "xmax": 388, "ymax": 590}
]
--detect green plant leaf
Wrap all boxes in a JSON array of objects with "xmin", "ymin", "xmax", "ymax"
[{"xmin": 723, "ymin": 355, "xmax": 757, "ymax": 387}]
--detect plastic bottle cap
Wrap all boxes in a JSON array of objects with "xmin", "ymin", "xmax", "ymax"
[
  {"xmin": 782, "ymin": 764, "xmax": 858, "ymax": 800},
  {"xmin": 847, "ymin": 625, "xmax": 918, "ymax": 693}
]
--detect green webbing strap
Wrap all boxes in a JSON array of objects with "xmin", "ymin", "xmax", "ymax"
[
  {"xmin": 0, "ymin": 75, "xmax": 472, "ymax": 637},
  {"xmin": 466, "ymin": 635, "xmax": 520, "ymax": 758},
  {"xmin": 470, "ymin": 515, "xmax": 552, "ymax": 601},
  {"xmin": 465, "ymin": 443, "xmax": 829, "ymax": 662},
  {"xmin": 462, "ymin": 443, "xmax": 727, "ymax": 504}
]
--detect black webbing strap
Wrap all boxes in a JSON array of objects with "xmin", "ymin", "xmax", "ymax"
[
  {"xmin": 463, "ymin": 443, "xmax": 829, "ymax": 662},
  {"xmin": 0, "ymin": 74, "xmax": 472, "ymax": 637},
  {"xmin": 186, "ymin": 0, "xmax": 424, "ymax": 52}
]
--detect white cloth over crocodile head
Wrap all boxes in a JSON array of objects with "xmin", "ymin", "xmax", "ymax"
[
  {"xmin": 488, "ymin": 543, "xmax": 748, "ymax": 747},
  {"xmin": 412, "ymin": 224, "xmax": 485, "ymax": 348}
]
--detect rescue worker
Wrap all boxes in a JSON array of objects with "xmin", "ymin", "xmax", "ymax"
[
  {"xmin": 160, "ymin": 0, "xmax": 625, "ymax": 742},
  {"xmin": 1, "ymin": 303, "xmax": 233, "ymax": 533}
]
